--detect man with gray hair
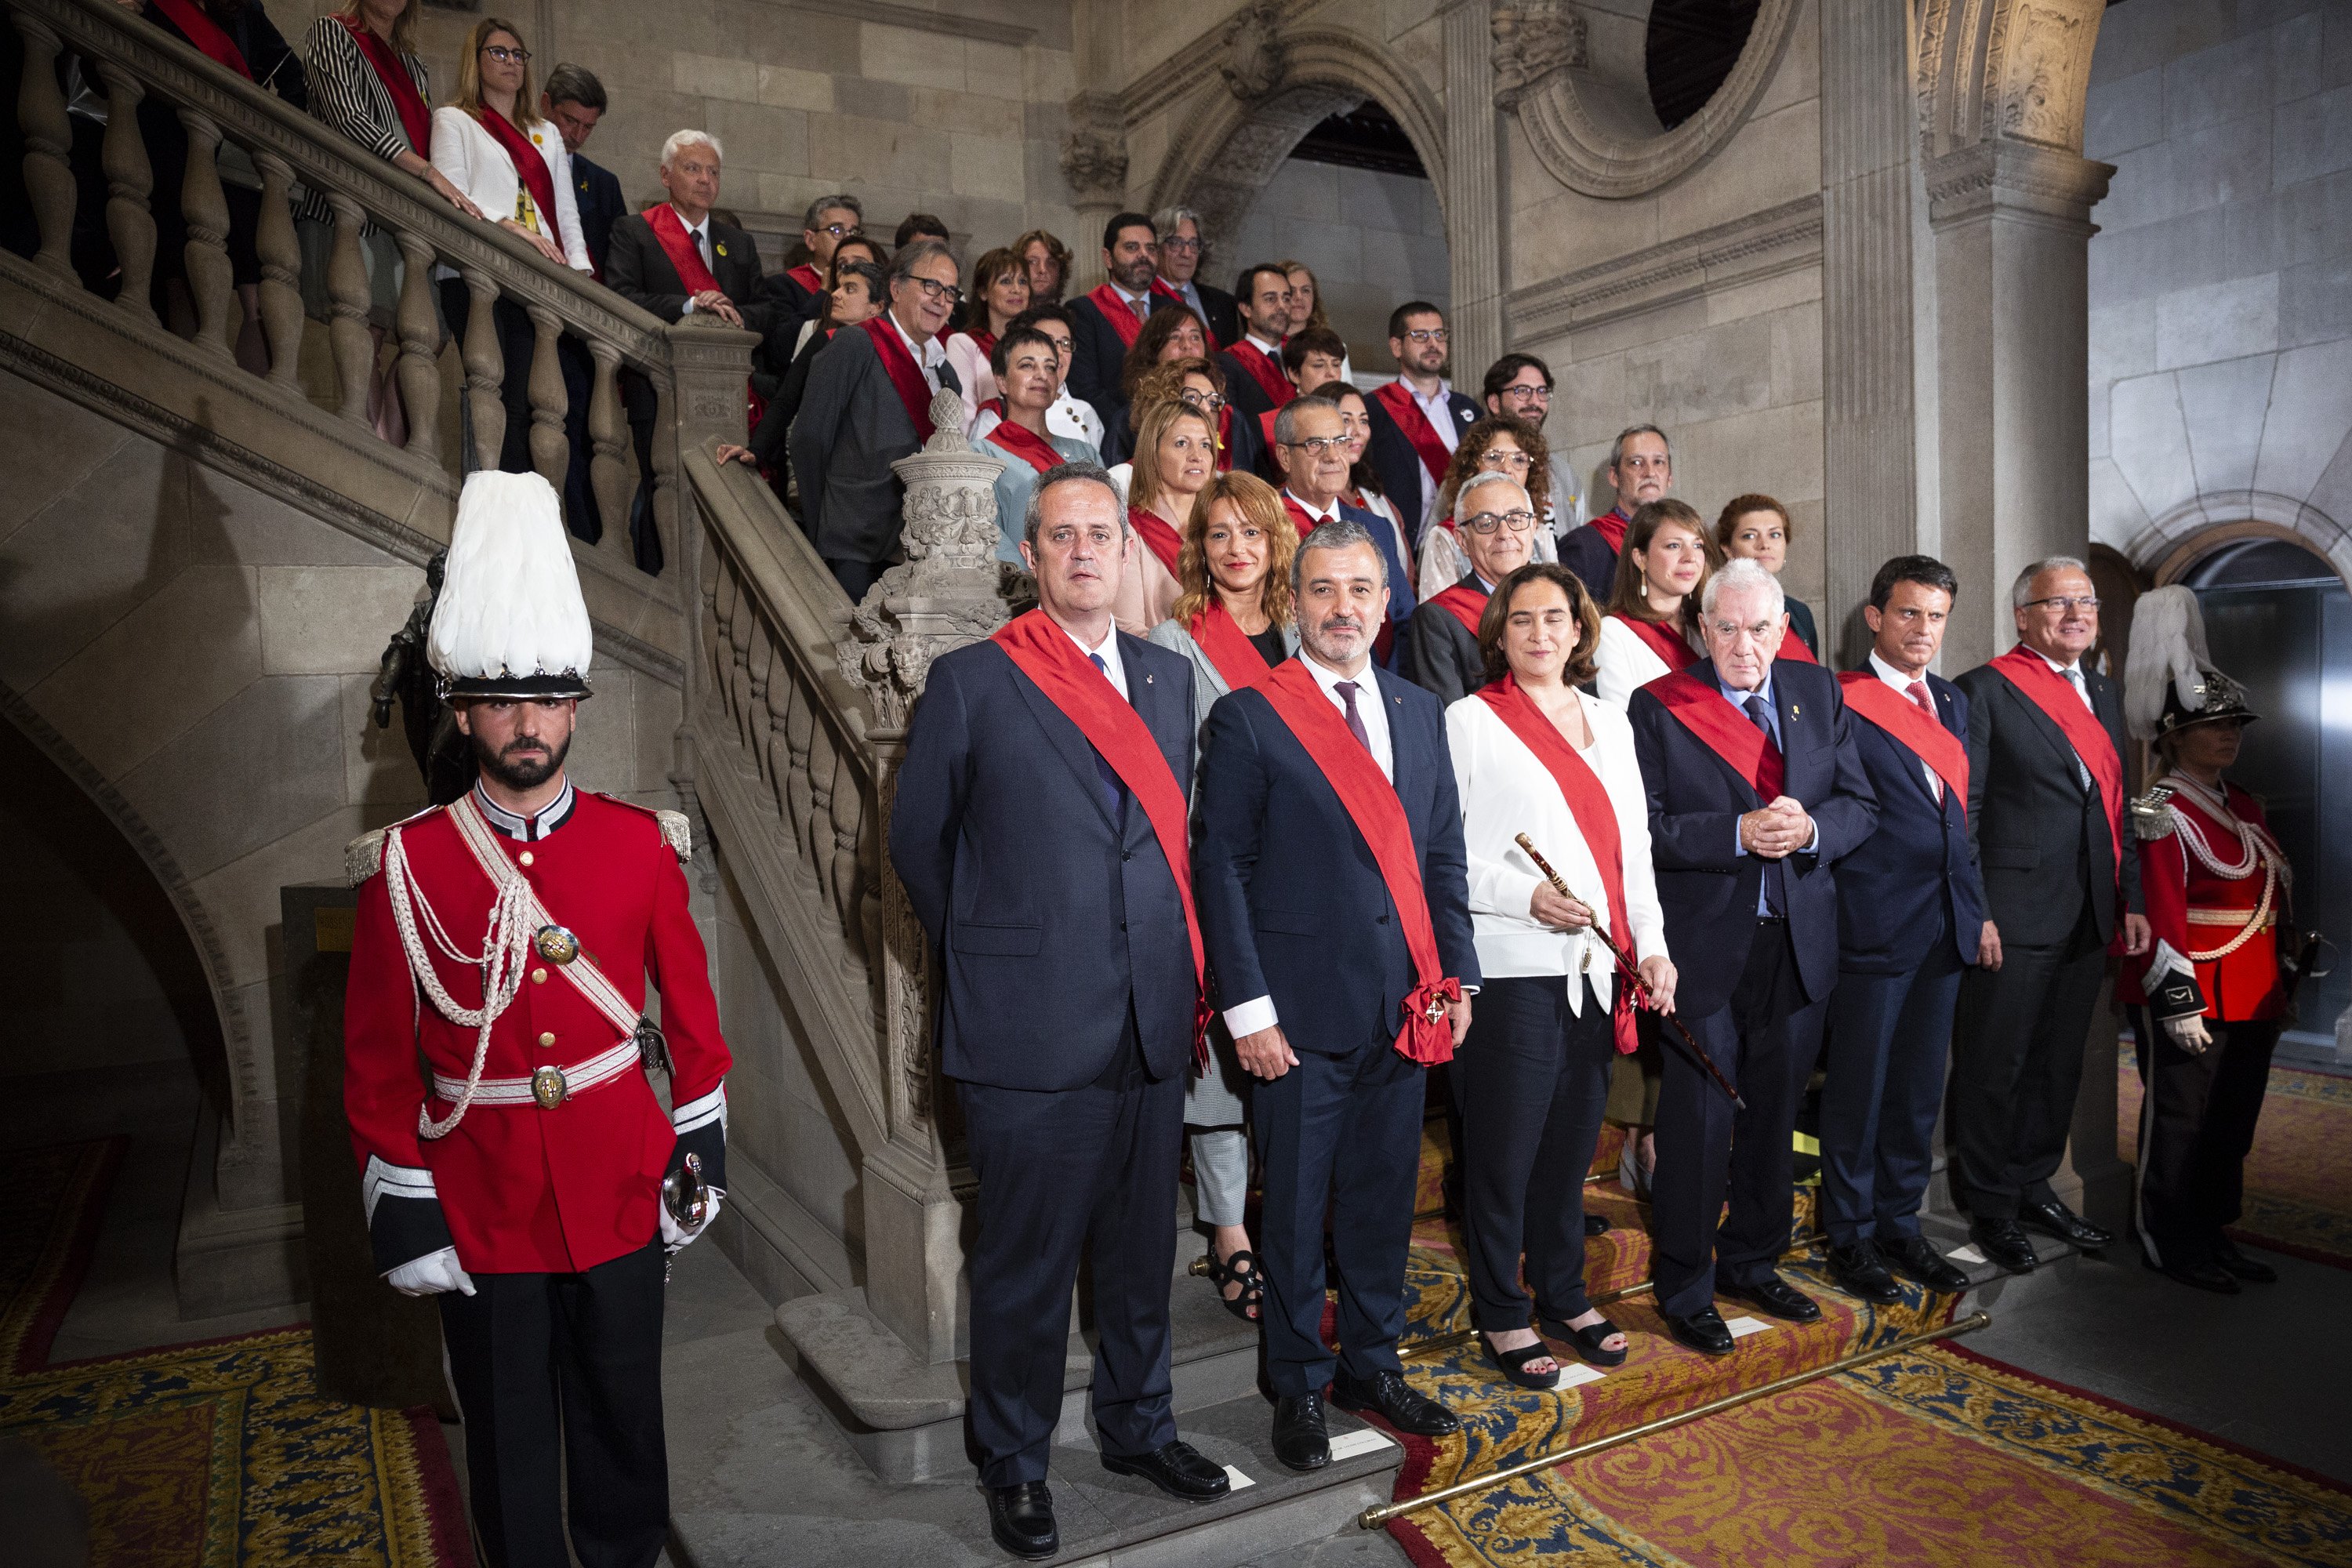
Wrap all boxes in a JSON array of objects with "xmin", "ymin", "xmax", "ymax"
[
  {"xmin": 770, "ymin": 192, "xmax": 864, "ymax": 324},
  {"xmin": 790, "ymin": 240, "xmax": 966, "ymax": 598},
  {"xmin": 1406, "ymin": 472, "xmax": 1540, "ymax": 704},
  {"xmin": 1946, "ymin": 554, "xmax": 2147, "ymax": 1275},
  {"xmin": 891, "ymin": 465, "xmax": 1228, "ymax": 1559},
  {"xmin": 1624, "ymin": 556, "xmax": 1875, "ymax": 1356},
  {"xmin": 1559, "ymin": 423, "xmax": 1674, "ymax": 597},
  {"xmin": 1151, "ymin": 204, "xmax": 1240, "ymax": 347}
]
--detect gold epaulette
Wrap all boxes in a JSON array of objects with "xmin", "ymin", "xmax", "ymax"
[
  {"xmin": 2129, "ymin": 781, "xmax": 2178, "ymax": 842},
  {"xmin": 345, "ymin": 828, "xmax": 387, "ymax": 887},
  {"xmin": 655, "ymin": 809, "xmax": 692, "ymax": 865}
]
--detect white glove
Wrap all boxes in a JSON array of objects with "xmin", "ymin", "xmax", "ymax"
[
  {"xmin": 2163, "ymin": 1013, "xmax": 2212, "ymax": 1055},
  {"xmin": 659, "ymin": 1185, "xmax": 724, "ymax": 1253},
  {"xmin": 384, "ymin": 1246, "xmax": 475, "ymax": 1298}
]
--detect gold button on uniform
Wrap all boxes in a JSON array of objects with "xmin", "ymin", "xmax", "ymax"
[
  {"xmin": 518, "ymin": 850, "xmax": 535, "ymax": 866},
  {"xmin": 532, "ymin": 967, "xmax": 548, "ymax": 984},
  {"xmin": 538, "ymin": 1031, "xmax": 555, "ymax": 1047}
]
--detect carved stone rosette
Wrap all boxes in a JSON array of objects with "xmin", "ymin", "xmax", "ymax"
[{"xmin": 1219, "ymin": 0, "xmax": 1284, "ymax": 103}]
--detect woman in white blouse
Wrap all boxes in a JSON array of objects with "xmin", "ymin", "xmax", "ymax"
[
  {"xmin": 1447, "ymin": 561, "xmax": 1676, "ymax": 1386},
  {"xmin": 1591, "ymin": 497, "xmax": 1714, "ymax": 707},
  {"xmin": 428, "ymin": 18, "xmax": 589, "ymax": 472}
]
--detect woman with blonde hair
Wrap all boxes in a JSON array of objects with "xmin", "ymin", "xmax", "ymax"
[
  {"xmin": 1113, "ymin": 397, "xmax": 1219, "ymax": 634},
  {"xmin": 1105, "ymin": 358, "xmax": 1261, "ymax": 499},
  {"xmin": 1146, "ymin": 469, "xmax": 1300, "ymax": 1323},
  {"xmin": 945, "ymin": 245, "xmax": 1030, "ymax": 430},
  {"xmin": 1277, "ymin": 258, "xmax": 1353, "ymax": 382}
]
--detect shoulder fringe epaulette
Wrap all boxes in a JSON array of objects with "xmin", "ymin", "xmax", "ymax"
[
  {"xmin": 2129, "ymin": 782, "xmax": 2178, "ymax": 842},
  {"xmin": 655, "ymin": 809, "xmax": 692, "ymax": 865},
  {"xmin": 346, "ymin": 828, "xmax": 387, "ymax": 887}
]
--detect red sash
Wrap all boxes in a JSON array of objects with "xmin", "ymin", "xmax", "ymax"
[
  {"xmin": 858, "ymin": 315, "xmax": 937, "ymax": 443},
  {"xmin": 1214, "ymin": 404, "xmax": 1236, "ymax": 473},
  {"xmin": 154, "ymin": 0, "xmax": 251, "ymax": 77},
  {"xmin": 1150, "ymin": 278, "xmax": 1216, "ymax": 350},
  {"xmin": 1129, "ymin": 506, "xmax": 1184, "ymax": 577},
  {"xmin": 1475, "ymin": 673, "xmax": 1639, "ymax": 1055},
  {"xmin": 479, "ymin": 107, "xmax": 563, "ymax": 252},
  {"xmin": 1189, "ymin": 599, "xmax": 1279, "ymax": 693},
  {"xmin": 1611, "ymin": 612, "xmax": 1700, "ymax": 673},
  {"xmin": 1589, "ymin": 508, "xmax": 1631, "ymax": 558},
  {"xmin": 991, "ymin": 612, "xmax": 1206, "ymax": 1062},
  {"xmin": 1989, "ymin": 644, "xmax": 2123, "ymax": 881},
  {"xmin": 1837, "ymin": 672, "xmax": 1969, "ymax": 811},
  {"xmin": 1373, "ymin": 379, "xmax": 1452, "ymax": 485},
  {"xmin": 1228, "ymin": 339, "xmax": 1292, "ymax": 408},
  {"xmin": 1650, "ymin": 667, "xmax": 1784, "ymax": 800},
  {"xmin": 788, "ymin": 262, "xmax": 822, "ymax": 294},
  {"xmin": 1776, "ymin": 632, "xmax": 1818, "ymax": 665},
  {"xmin": 644, "ymin": 202, "xmax": 720, "ymax": 295},
  {"xmin": 965, "ymin": 327, "xmax": 998, "ymax": 363},
  {"xmin": 985, "ymin": 418, "xmax": 1061, "ymax": 476},
  {"xmin": 1258, "ymin": 408, "xmax": 1279, "ymax": 456},
  {"xmin": 1256, "ymin": 660, "xmax": 1461, "ymax": 1062},
  {"xmin": 1087, "ymin": 283, "xmax": 1146, "ymax": 349},
  {"xmin": 1281, "ymin": 494, "xmax": 1328, "ymax": 538},
  {"xmin": 1430, "ymin": 583, "xmax": 1486, "ymax": 637},
  {"xmin": 339, "ymin": 16, "xmax": 429, "ymax": 155}
]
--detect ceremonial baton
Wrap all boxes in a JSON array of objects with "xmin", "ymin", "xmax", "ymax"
[{"xmin": 1515, "ymin": 832, "xmax": 1744, "ymax": 1111}]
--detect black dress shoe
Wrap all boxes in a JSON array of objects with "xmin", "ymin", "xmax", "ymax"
[
  {"xmin": 1662, "ymin": 1305, "xmax": 1736, "ymax": 1356},
  {"xmin": 2018, "ymin": 1199, "xmax": 2112, "ymax": 1251},
  {"xmin": 1883, "ymin": 1236, "xmax": 1972, "ymax": 1294},
  {"xmin": 2213, "ymin": 1237, "xmax": 2278, "ymax": 1283},
  {"xmin": 1969, "ymin": 1218, "xmax": 2040, "ymax": 1276},
  {"xmin": 1272, "ymin": 1392, "xmax": 1330, "ymax": 1472},
  {"xmin": 986, "ymin": 1480, "xmax": 1058, "ymax": 1561},
  {"xmin": 2143, "ymin": 1251, "xmax": 2241, "ymax": 1294},
  {"xmin": 1330, "ymin": 1368, "xmax": 1461, "ymax": 1437},
  {"xmin": 1826, "ymin": 1242, "xmax": 1903, "ymax": 1304},
  {"xmin": 1102, "ymin": 1439, "xmax": 1231, "ymax": 1501},
  {"xmin": 1717, "ymin": 1272, "xmax": 1822, "ymax": 1323},
  {"xmin": 1584, "ymin": 1211, "xmax": 1610, "ymax": 1237}
]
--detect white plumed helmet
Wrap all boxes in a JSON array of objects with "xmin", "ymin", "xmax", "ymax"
[{"xmin": 426, "ymin": 471, "xmax": 593, "ymax": 699}]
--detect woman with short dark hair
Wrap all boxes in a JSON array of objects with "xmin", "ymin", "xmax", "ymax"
[{"xmin": 1715, "ymin": 493, "xmax": 1820, "ymax": 660}]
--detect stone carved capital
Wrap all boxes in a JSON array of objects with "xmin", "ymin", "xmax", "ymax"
[
  {"xmin": 1491, "ymin": 1, "xmax": 1586, "ymax": 113},
  {"xmin": 1219, "ymin": 0, "xmax": 1285, "ymax": 103}
]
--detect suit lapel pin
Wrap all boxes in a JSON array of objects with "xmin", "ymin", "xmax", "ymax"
[
  {"xmin": 1145, "ymin": 673, "xmax": 1153, "ymax": 684},
  {"xmin": 716, "ymin": 241, "xmax": 728, "ymax": 257},
  {"xmin": 1792, "ymin": 702, "xmax": 1802, "ymax": 718}
]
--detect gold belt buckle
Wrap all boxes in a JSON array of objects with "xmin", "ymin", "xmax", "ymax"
[
  {"xmin": 532, "ymin": 1065, "xmax": 568, "ymax": 1109},
  {"xmin": 534, "ymin": 924, "xmax": 581, "ymax": 964}
]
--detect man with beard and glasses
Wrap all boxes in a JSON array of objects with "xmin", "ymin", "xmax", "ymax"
[
  {"xmin": 343, "ymin": 471, "xmax": 731, "ymax": 1568},
  {"xmin": 1066, "ymin": 211, "xmax": 1181, "ymax": 427}
]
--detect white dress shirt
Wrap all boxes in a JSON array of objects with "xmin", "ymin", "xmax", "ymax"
[
  {"xmin": 1397, "ymin": 376, "xmax": 1465, "ymax": 517},
  {"xmin": 1221, "ymin": 654, "xmax": 1396, "ymax": 1038},
  {"xmin": 1867, "ymin": 651, "xmax": 1944, "ymax": 800},
  {"xmin": 1446, "ymin": 691, "xmax": 1667, "ymax": 1011},
  {"xmin": 1065, "ymin": 618, "xmax": 1127, "ymax": 699},
  {"xmin": 888, "ymin": 311, "xmax": 948, "ymax": 394},
  {"xmin": 663, "ymin": 205, "xmax": 716, "ymax": 310},
  {"xmin": 1285, "ymin": 490, "xmax": 1342, "ymax": 529}
]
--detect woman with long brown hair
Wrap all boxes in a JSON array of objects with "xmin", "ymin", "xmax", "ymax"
[
  {"xmin": 1592, "ymin": 499, "xmax": 1715, "ymax": 707},
  {"xmin": 1014, "ymin": 227, "xmax": 1073, "ymax": 304},
  {"xmin": 1145, "ymin": 470, "xmax": 1300, "ymax": 1323},
  {"xmin": 1113, "ymin": 397, "xmax": 1219, "ymax": 635},
  {"xmin": 946, "ymin": 245, "xmax": 1031, "ymax": 430},
  {"xmin": 1420, "ymin": 415, "xmax": 1559, "ymax": 601},
  {"xmin": 1100, "ymin": 307, "xmax": 1210, "ymax": 462}
]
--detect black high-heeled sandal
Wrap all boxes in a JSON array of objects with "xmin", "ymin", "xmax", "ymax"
[
  {"xmin": 1541, "ymin": 1313, "xmax": 1629, "ymax": 1368},
  {"xmin": 1480, "ymin": 1333, "xmax": 1563, "ymax": 1391},
  {"xmin": 1205, "ymin": 1247, "xmax": 1264, "ymax": 1322}
]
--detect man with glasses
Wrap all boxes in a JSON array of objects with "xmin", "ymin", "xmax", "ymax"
[
  {"xmin": 771, "ymin": 192, "xmax": 863, "ymax": 324},
  {"xmin": 1068, "ymin": 211, "xmax": 1179, "ymax": 426},
  {"xmin": 791, "ymin": 241, "xmax": 966, "ymax": 599},
  {"xmin": 1560, "ymin": 423, "xmax": 1672, "ymax": 597},
  {"xmin": 1947, "ymin": 557, "xmax": 2147, "ymax": 1275},
  {"xmin": 1405, "ymin": 472, "xmax": 1537, "ymax": 704},
  {"xmin": 1151, "ymin": 205, "xmax": 1240, "ymax": 348},
  {"xmin": 1625, "ymin": 558, "xmax": 1876, "ymax": 1356},
  {"xmin": 1366, "ymin": 302, "xmax": 1481, "ymax": 549},
  {"xmin": 1481, "ymin": 353, "xmax": 1585, "ymax": 535},
  {"xmin": 1274, "ymin": 392, "xmax": 1414, "ymax": 669}
]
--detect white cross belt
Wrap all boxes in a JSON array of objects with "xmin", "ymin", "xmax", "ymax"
[{"xmin": 430, "ymin": 1037, "xmax": 641, "ymax": 1109}]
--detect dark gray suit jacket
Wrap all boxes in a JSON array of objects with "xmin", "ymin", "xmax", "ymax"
[
  {"xmin": 789, "ymin": 325, "xmax": 963, "ymax": 566},
  {"xmin": 1404, "ymin": 575, "xmax": 1486, "ymax": 706}
]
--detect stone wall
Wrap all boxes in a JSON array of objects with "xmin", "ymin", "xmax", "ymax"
[
  {"xmin": 2085, "ymin": 0, "xmax": 2352, "ymax": 579},
  {"xmin": 1224, "ymin": 157, "xmax": 1450, "ymax": 367}
]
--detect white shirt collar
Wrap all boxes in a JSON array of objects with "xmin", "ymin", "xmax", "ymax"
[
  {"xmin": 1869, "ymin": 650, "xmax": 1929, "ymax": 692},
  {"xmin": 1400, "ymin": 375, "xmax": 1453, "ymax": 411},
  {"xmin": 1063, "ymin": 618, "xmax": 1127, "ymax": 699},
  {"xmin": 1300, "ymin": 652, "xmax": 1392, "ymax": 779},
  {"xmin": 1246, "ymin": 330, "xmax": 1283, "ymax": 355},
  {"xmin": 2033, "ymin": 648, "xmax": 2082, "ymax": 679},
  {"xmin": 1114, "ymin": 282, "xmax": 1149, "ymax": 310},
  {"xmin": 670, "ymin": 204, "xmax": 707, "ymax": 241},
  {"xmin": 890, "ymin": 311, "xmax": 946, "ymax": 371},
  {"xmin": 1285, "ymin": 490, "xmax": 1340, "ymax": 525}
]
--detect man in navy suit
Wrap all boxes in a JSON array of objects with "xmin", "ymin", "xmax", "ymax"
[
  {"xmin": 1363, "ymin": 302, "xmax": 1481, "ymax": 549},
  {"xmin": 1818, "ymin": 557, "xmax": 1988, "ymax": 1301},
  {"xmin": 1194, "ymin": 519, "xmax": 1479, "ymax": 1472},
  {"xmin": 1625, "ymin": 558, "xmax": 1877, "ymax": 1355},
  {"xmin": 539, "ymin": 67, "xmax": 622, "ymax": 545},
  {"xmin": 890, "ymin": 466, "xmax": 1229, "ymax": 1560}
]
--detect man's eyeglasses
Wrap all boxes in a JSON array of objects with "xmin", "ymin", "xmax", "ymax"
[
  {"xmin": 1282, "ymin": 435, "xmax": 1346, "ymax": 456},
  {"xmin": 1401, "ymin": 328, "xmax": 1449, "ymax": 346},
  {"xmin": 1462, "ymin": 510, "xmax": 1537, "ymax": 535},
  {"xmin": 2022, "ymin": 594, "xmax": 2100, "ymax": 612},
  {"xmin": 1160, "ymin": 236, "xmax": 1201, "ymax": 255},
  {"xmin": 905, "ymin": 277, "xmax": 965, "ymax": 308},
  {"xmin": 812, "ymin": 222, "xmax": 862, "ymax": 240},
  {"xmin": 1501, "ymin": 383, "xmax": 1552, "ymax": 404},
  {"xmin": 483, "ymin": 44, "xmax": 531, "ymax": 62}
]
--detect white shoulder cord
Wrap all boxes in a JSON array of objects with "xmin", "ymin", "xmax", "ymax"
[
  {"xmin": 2161, "ymin": 778, "xmax": 2290, "ymax": 963},
  {"xmin": 384, "ymin": 822, "xmax": 534, "ymax": 1138}
]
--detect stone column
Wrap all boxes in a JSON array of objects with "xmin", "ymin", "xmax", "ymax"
[
  {"xmin": 1442, "ymin": 0, "xmax": 1504, "ymax": 378},
  {"xmin": 1060, "ymin": 91, "xmax": 1128, "ymax": 296}
]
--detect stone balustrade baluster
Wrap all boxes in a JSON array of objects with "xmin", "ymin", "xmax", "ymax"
[
  {"xmin": 175, "ymin": 108, "xmax": 234, "ymax": 358},
  {"xmin": 525, "ymin": 303, "xmax": 567, "ymax": 495},
  {"xmin": 249, "ymin": 151, "xmax": 303, "ymax": 385},
  {"xmin": 587, "ymin": 343, "xmax": 632, "ymax": 557},
  {"xmin": 393, "ymin": 231, "xmax": 441, "ymax": 460},
  {"xmin": 14, "ymin": 17, "xmax": 76, "ymax": 281},
  {"xmin": 785, "ymin": 695, "xmax": 816, "ymax": 858},
  {"xmin": 323, "ymin": 193, "xmax": 373, "ymax": 425},
  {"xmin": 764, "ymin": 664, "xmax": 796, "ymax": 817},
  {"xmin": 745, "ymin": 629, "xmax": 775, "ymax": 776},
  {"xmin": 652, "ymin": 376, "xmax": 681, "ymax": 572},
  {"xmin": 98, "ymin": 64, "xmax": 158, "ymax": 325},
  {"xmin": 806, "ymin": 722, "xmax": 840, "ymax": 913},
  {"xmin": 829, "ymin": 753, "xmax": 866, "ymax": 957},
  {"xmin": 457, "ymin": 267, "xmax": 504, "ymax": 465}
]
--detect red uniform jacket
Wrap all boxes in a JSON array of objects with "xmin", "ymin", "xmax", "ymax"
[
  {"xmin": 2120, "ymin": 779, "xmax": 2286, "ymax": 1022},
  {"xmin": 345, "ymin": 789, "xmax": 731, "ymax": 1274}
]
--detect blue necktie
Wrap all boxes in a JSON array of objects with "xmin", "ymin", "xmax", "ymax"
[
  {"xmin": 1088, "ymin": 653, "xmax": 1127, "ymax": 827},
  {"xmin": 1744, "ymin": 694, "xmax": 1786, "ymax": 917}
]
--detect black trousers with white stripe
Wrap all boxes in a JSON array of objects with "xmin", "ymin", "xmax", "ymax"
[{"xmin": 2129, "ymin": 1011, "xmax": 2281, "ymax": 1269}]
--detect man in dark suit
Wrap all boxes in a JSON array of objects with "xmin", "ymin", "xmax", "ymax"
[
  {"xmin": 1195, "ymin": 518, "xmax": 1478, "ymax": 1472},
  {"xmin": 1818, "ymin": 557, "xmax": 1988, "ymax": 1301},
  {"xmin": 1405, "ymin": 472, "xmax": 1537, "ymax": 705},
  {"xmin": 537, "ymin": 67, "xmax": 622, "ymax": 546},
  {"xmin": 1626, "ymin": 559, "xmax": 1877, "ymax": 1355},
  {"xmin": 1949, "ymin": 556, "xmax": 2149, "ymax": 1273},
  {"xmin": 1274, "ymin": 394, "xmax": 1414, "ymax": 670},
  {"xmin": 602, "ymin": 131, "xmax": 784, "ymax": 570},
  {"xmin": 768, "ymin": 193, "xmax": 863, "ymax": 324},
  {"xmin": 890, "ymin": 466, "xmax": 1229, "ymax": 1560},
  {"xmin": 1219, "ymin": 263, "xmax": 1299, "ymax": 430},
  {"xmin": 789, "ymin": 242, "xmax": 964, "ymax": 599},
  {"xmin": 1150, "ymin": 205, "xmax": 1240, "ymax": 347},
  {"xmin": 1066, "ymin": 211, "xmax": 1180, "ymax": 427},
  {"xmin": 1363, "ymin": 301, "xmax": 1481, "ymax": 550},
  {"xmin": 1558, "ymin": 424, "xmax": 1673, "ymax": 598}
]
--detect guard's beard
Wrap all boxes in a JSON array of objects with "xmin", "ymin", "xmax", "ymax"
[{"xmin": 475, "ymin": 730, "xmax": 571, "ymax": 792}]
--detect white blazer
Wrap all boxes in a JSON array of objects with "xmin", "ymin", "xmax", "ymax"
[
  {"xmin": 428, "ymin": 105, "xmax": 591, "ymax": 273},
  {"xmin": 1446, "ymin": 689, "xmax": 1668, "ymax": 1011},
  {"xmin": 1592, "ymin": 613, "xmax": 1691, "ymax": 707}
]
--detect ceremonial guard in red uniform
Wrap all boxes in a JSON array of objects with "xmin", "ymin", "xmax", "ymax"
[
  {"xmin": 2121, "ymin": 586, "xmax": 2293, "ymax": 1295},
  {"xmin": 343, "ymin": 472, "xmax": 731, "ymax": 1568}
]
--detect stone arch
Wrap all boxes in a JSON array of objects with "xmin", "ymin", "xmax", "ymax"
[
  {"xmin": 2129, "ymin": 503, "xmax": 2352, "ymax": 593},
  {"xmin": 1916, "ymin": 0, "xmax": 2107, "ymax": 160},
  {"xmin": 1144, "ymin": 27, "xmax": 1450, "ymax": 254}
]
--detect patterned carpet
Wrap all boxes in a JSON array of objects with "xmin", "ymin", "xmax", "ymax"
[
  {"xmin": 1376, "ymin": 1127, "xmax": 2352, "ymax": 1567},
  {"xmin": 2119, "ymin": 1058, "xmax": 2352, "ymax": 1269},
  {"xmin": 0, "ymin": 1140, "xmax": 473, "ymax": 1568}
]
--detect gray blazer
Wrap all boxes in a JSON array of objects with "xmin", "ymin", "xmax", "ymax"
[
  {"xmin": 790, "ymin": 325, "xmax": 963, "ymax": 567},
  {"xmin": 1146, "ymin": 615, "xmax": 1301, "ymax": 767}
]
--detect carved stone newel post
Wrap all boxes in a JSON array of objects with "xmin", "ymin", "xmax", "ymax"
[{"xmin": 835, "ymin": 388, "xmax": 1009, "ymax": 1361}]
